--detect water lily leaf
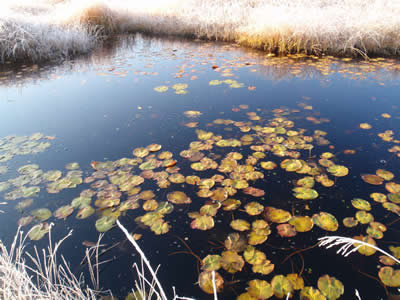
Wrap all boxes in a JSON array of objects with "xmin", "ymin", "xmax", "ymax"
[
  {"xmin": 248, "ymin": 228, "xmax": 270, "ymax": 245},
  {"xmin": 376, "ymin": 169, "xmax": 394, "ymax": 181},
  {"xmin": 360, "ymin": 123, "xmax": 372, "ymax": 129},
  {"xmin": 139, "ymin": 159, "xmax": 159, "ymax": 170},
  {"xmin": 54, "ymin": 205, "xmax": 74, "ymax": 220},
  {"xmin": 353, "ymin": 235, "xmax": 377, "ymax": 256},
  {"xmin": 0, "ymin": 182, "xmax": 10, "ymax": 192},
  {"xmin": 389, "ymin": 246, "xmax": 400, "ymax": 259},
  {"xmin": 260, "ymin": 161, "xmax": 277, "ymax": 170},
  {"xmin": 378, "ymin": 267, "xmax": 400, "ymax": 287},
  {"xmin": 386, "ymin": 182, "xmax": 400, "ymax": 194},
  {"xmin": 366, "ymin": 225, "xmax": 384, "ymax": 239},
  {"xmin": 281, "ymin": 159, "xmax": 302, "ymax": 172},
  {"xmin": 271, "ymin": 275, "xmax": 294, "ymax": 299},
  {"xmin": 150, "ymin": 219, "xmax": 170, "ymax": 235},
  {"xmin": 244, "ymin": 245, "xmax": 266, "ymax": 265},
  {"xmin": 18, "ymin": 216, "xmax": 33, "ymax": 226},
  {"xmin": 211, "ymin": 188, "xmax": 228, "ymax": 201},
  {"xmin": 95, "ymin": 216, "xmax": 116, "ymax": 232},
  {"xmin": 379, "ymin": 256, "xmax": 396, "ymax": 266},
  {"xmin": 147, "ymin": 144, "xmax": 162, "ymax": 152},
  {"xmin": 31, "ymin": 208, "xmax": 52, "ymax": 221},
  {"xmin": 201, "ymin": 255, "xmax": 221, "ymax": 272},
  {"xmin": 28, "ymin": 223, "xmax": 50, "ymax": 241},
  {"xmin": 65, "ymin": 162, "xmax": 80, "ymax": 170},
  {"xmin": 276, "ymin": 224, "xmax": 297, "ymax": 237},
  {"xmin": 327, "ymin": 165, "xmax": 348, "ymax": 177},
  {"xmin": 237, "ymin": 293, "xmax": 256, "ymax": 300},
  {"xmin": 388, "ymin": 193, "xmax": 400, "ymax": 204},
  {"xmin": 154, "ymin": 86, "xmax": 168, "ymax": 92},
  {"xmin": 143, "ymin": 199, "xmax": 158, "ymax": 211},
  {"xmin": 245, "ymin": 202, "xmax": 264, "ymax": 216},
  {"xmin": 76, "ymin": 206, "xmax": 95, "ymax": 219},
  {"xmin": 155, "ymin": 202, "xmax": 174, "ymax": 214},
  {"xmin": 370, "ymin": 193, "xmax": 387, "ymax": 203},
  {"xmin": 222, "ymin": 198, "xmax": 241, "ymax": 211},
  {"xmin": 243, "ymin": 187, "xmax": 265, "ymax": 197},
  {"xmin": 312, "ymin": 212, "xmax": 338, "ymax": 231},
  {"xmin": 186, "ymin": 175, "xmax": 200, "ymax": 185},
  {"xmin": 382, "ymin": 202, "xmax": 400, "ymax": 215},
  {"xmin": 198, "ymin": 271, "xmax": 223, "ymax": 294},
  {"xmin": 355, "ymin": 211, "xmax": 374, "ymax": 224},
  {"xmin": 287, "ymin": 274, "xmax": 304, "ymax": 290},
  {"xmin": 247, "ymin": 279, "xmax": 274, "ymax": 299},
  {"xmin": 252, "ymin": 259, "xmax": 274, "ymax": 275},
  {"xmin": 22, "ymin": 186, "xmax": 40, "ymax": 197},
  {"xmin": 191, "ymin": 215, "xmax": 214, "ymax": 230},
  {"xmin": 343, "ymin": 217, "xmax": 358, "ymax": 228},
  {"xmin": 289, "ymin": 216, "xmax": 314, "ymax": 232},
  {"xmin": 300, "ymin": 287, "xmax": 326, "ymax": 300},
  {"xmin": 361, "ymin": 174, "xmax": 384, "ymax": 185},
  {"xmin": 167, "ymin": 191, "xmax": 191, "ymax": 204},
  {"xmin": 71, "ymin": 196, "xmax": 91, "ymax": 208},
  {"xmin": 318, "ymin": 159, "xmax": 334, "ymax": 168},
  {"xmin": 231, "ymin": 219, "xmax": 251, "ymax": 231},
  {"xmin": 220, "ymin": 250, "xmax": 244, "ymax": 274},
  {"xmin": 297, "ymin": 177, "xmax": 315, "ymax": 188},
  {"xmin": 133, "ymin": 147, "xmax": 149, "ymax": 158},
  {"xmin": 200, "ymin": 202, "xmax": 221, "ymax": 216},
  {"xmin": 351, "ymin": 198, "xmax": 371, "ymax": 211},
  {"xmin": 264, "ymin": 207, "xmax": 292, "ymax": 223},
  {"xmin": 184, "ymin": 110, "xmax": 202, "ymax": 118},
  {"xmin": 317, "ymin": 275, "xmax": 344, "ymax": 300},
  {"xmin": 293, "ymin": 187, "xmax": 318, "ymax": 200},
  {"xmin": 18, "ymin": 164, "xmax": 39, "ymax": 174},
  {"xmin": 15, "ymin": 198, "xmax": 33, "ymax": 211},
  {"xmin": 42, "ymin": 170, "xmax": 62, "ymax": 182}
]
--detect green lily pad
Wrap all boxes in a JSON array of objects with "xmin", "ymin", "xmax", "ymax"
[
  {"xmin": 71, "ymin": 196, "xmax": 91, "ymax": 208},
  {"xmin": 222, "ymin": 198, "xmax": 241, "ymax": 211},
  {"xmin": 18, "ymin": 164, "xmax": 39, "ymax": 174},
  {"xmin": 201, "ymin": 255, "xmax": 221, "ymax": 272},
  {"xmin": 76, "ymin": 206, "xmax": 95, "ymax": 219},
  {"xmin": 281, "ymin": 159, "xmax": 303, "ymax": 172},
  {"xmin": 133, "ymin": 147, "xmax": 149, "ymax": 158},
  {"xmin": 300, "ymin": 287, "xmax": 326, "ymax": 300},
  {"xmin": 43, "ymin": 170, "xmax": 62, "ymax": 182},
  {"xmin": 53, "ymin": 205, "xmax": 74, "ymax": 220},
  {"xmin": 355, "ymin": 211, "xmax": 374, "ymax": 224},
  {"xmin": 271, "ymin": 275, "xmax": 294, "ymax": 299},
  {"xmin": 18, "ymin": 216, "xmax": 33, "ymax": 226},
  {"xmin": 293, "ymin": 187, "xmax": 318, "ymax": 200},
  {"xmin": 317, "ymin": 275, "xmax": 344, "ymax": 300},
  {"xmin": 0, "ymin": 182, "xmax": 10, "ymax": 192},
  {"xmin": 247, "ymin": 279, "xmax": 274, "ymax": 300},
  {"xmin": 388, "ymin": 193, "xmax": 400, "ymax": 204},
  {"xmin": 351, "ymin": 198, "xmax": 371, "ymax": 211},
  {"xmin": 378, "ymin": 267, "xmax": 400, "ymax": 287},
  {"xmin": 28, "ymin": 223, "xmax": 50, "ymax": 241},
  {"xmin": 312, "ymin": 212, "xmax": 338, "ymax": 231},
  {"xmin": 31, "ymin": 208, "xmax": 52, "ymax": 221},
  {"xmin": 150, "ymin": 219, "xmax": 170, "ymax": 235},
  {"xmin": 65, "ymin": 162, "xmax": 80, "ymax": 170},
  {"xmin": 15, "ymin": 198, "xmax": 33, "ymax": 211},
  {"xmin": 155, "ymin": 202, "xmax": 174, "ymax": 214},
  {"xmin": 95, "ymin": 216, "xmax": 116, "ymax": 232},
  {"xmin": 327, "ymin": 165, "xmax": 348, "ymax": 177},
  {"xmin": 370, "ymin": 193, "xmax": 387, "ymax": 203},
  {"xmin": 220, "ymin": 250, "xmax": 244, "ymax": 274}
]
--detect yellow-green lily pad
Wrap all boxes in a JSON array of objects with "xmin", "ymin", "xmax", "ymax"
[
  {"xmin": 317, "ymin": 275, "xmax": 344, "ymax": 300},
  {"xmin": 312, "ymin": 212, "xmax": 338, "ymax": 231}
]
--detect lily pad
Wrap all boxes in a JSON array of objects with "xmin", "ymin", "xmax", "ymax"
[
  {"xmin": 355, "ymin": 210, "xmax": 374, "ymax": 224},
  {"xmin": 353, "ymin": 235, "xmax": 377, "ymax": 256},
  {"xmin": 76, "ymin": 206, "xmax": 95, "ymax": 219},
  {"xmin": 53, "ymin": 205, "xmax": 74, "ymax": 220},
  {"xmin": 95, "ymin": 216, "xmax": 116, "ymax": 232},
  {"xmin": 317, "ymin": 275, "xmax": 344, "ymax": 300},
  {"xmin": 167, "ymin": 191, "xmax": 191, "ymax": 204},
  {"xmin": 342, "ymin": 217, "xmax": 358, "ymax": 228},
  {"xmin": 271, "ymin": 275, "xmax": 294, "ymax": 299},
  {"xmin": 289, "ymin": 216, "xmax": 314, "ymax": 232},
  {"xmin": 31, "ymin": 208, "xmax": 52, "ymax": 221},
  {"xmin": 293, "ymin": 187, "xmax": 318, "ymax": 200},
  {"xmin": 220, "ymin": 250, "xmax": 245, "ymax": 274},
  {"xmin": 386, "ymin": 182, "xmax": 400, "ymax": 194},
  {"xmin": 264, "ymin": 207, "xmax": 292, "ymax": 223},
  {"xmin": 65, "ymin": 162, "xmax": 80, "ymax": 170},
  {"xmin": 198, "ymin": 271, "xmax": 223, "ymax": 294},
  {"xmin": 361, "ymin": 174, "xmax": 384, "ymax": 185},
  {"xmin": 312, "ymin": 212, "xmax": 338, "ymax": 231},
  {"xmin": 245, "ymin": 202, "xmax": 264, "ymax": 216},
  {"xmin": 28, "ymin": 223, "xmax": 50, "ymax": 240},
  {"xmin": 378, "ymin": 267, "xmax": 400, "ymax": 287},
  {"xmin": 287, "ymin": 274, "xmax": 304, "ymax": 290},
  {"xmin": 327, "ymin": 165, "xmax": 348, "ymax": 177},
  {"xmin": 231, "ymin": 219, "xmax": 251, "ymax": 231},
  {"xmin": 300, "ymin": 287, "xmax": 326, "ymax": 300},
  {"xmin": 276, "ymin": 224, "xmax": 297, "ymax": 237},
  {"xmin": 244, "ymin": 246, "xmax": 266, "ymax": 265},
  {"xmin": 351, "ymin": 198, "xmax": 371, "ymax": 211},
  {"xmin": 191, "ymin": 215, "xmax": 214, "ymax": 230},
  {"xmin": 376, "ymin": 169, "xmax": 394, "ymax": 181},
  {"xmin": 201, "ymin": 255, "xmax": 221, "ymax": 272},
  {"xmin": 247, "ymin": 279, "xmax": 274, "ymax": 300}
]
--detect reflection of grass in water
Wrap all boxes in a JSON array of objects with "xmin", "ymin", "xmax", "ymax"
[{"xmin": 2, "ymin": 0, "xmax": 400, "ymax": 62}]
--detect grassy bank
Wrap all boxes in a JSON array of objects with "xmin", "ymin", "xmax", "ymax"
[{"xmin": 1, "ymin": 0, "xmax": 400, "ymax": 62}]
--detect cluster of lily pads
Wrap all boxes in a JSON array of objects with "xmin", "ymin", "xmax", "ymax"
[{"xmin": 2, "ymin": 106, "xmax": 400, "ymax": 298}]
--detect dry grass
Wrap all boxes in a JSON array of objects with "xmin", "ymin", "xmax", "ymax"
[{"xmin": 2, "ymin": 0, "xmax": 400, "ymax": 62}]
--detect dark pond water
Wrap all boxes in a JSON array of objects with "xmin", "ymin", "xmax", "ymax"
[{"xmin": 0, "ymin": 35, "xmax": 400, "ymax": 300}]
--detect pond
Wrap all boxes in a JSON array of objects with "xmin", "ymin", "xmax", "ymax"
[{"xmin": 0, "ymin": 35, "xmax": 400, "ymax": 300}]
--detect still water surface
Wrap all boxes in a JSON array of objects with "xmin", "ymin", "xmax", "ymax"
[{"xmin": 0, "ymin": 35, "xmax": 400, "ymax": 300}]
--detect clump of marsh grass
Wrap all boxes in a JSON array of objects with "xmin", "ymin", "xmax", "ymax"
[{"xmin": 0, "ymin": 224, "xmax": 101, "ymax": 300}]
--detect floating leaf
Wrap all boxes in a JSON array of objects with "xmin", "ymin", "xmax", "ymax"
[
  {"xmin": 184, "ymin": 110, "xmax": 202, "ymax": 117},
  {"xmin": 386, "ymin": 182, "xmax": 400, "ymax": 194},
  {"xmin": 376, "ymin": 169, "xmax": 394, "ymax": 181},
  {"xmin": 150, "ymin": 219, "xmax": 170, "ymax": 235},
  {"xmin": 245, "ymin": 202, "xmax": 264, "ymax": 216},
  {"xmin": 247, "ymin": 279, "xmax": 274, "ymax": 300},
  {"xmin": 300, "ymin": 287, "xmax": 326, "ymax": 300},
  {"xmin": 220, "ymin": 250, "xmax": 244, "ymax": 274},
  {"xmin": 154, "ymin": 86, "xmax": 168, "ymax": 92},
  {"xmin": 378, "ymin": 267, "xmax": 400, "ymax": 287},
  {"xmin": 198, "ymin": 271, "xmax": 223, "ymax": 294},
  {"xmin": 353, "ymin": 235, "xmax": 377, "ymax": 256},
  {"xmin": 370, "ymin": 193, "xmax": 387, "ymax": 203},
  {"xmin": 317, "ymin": 275, "xmax": 344, "ymax": 300},
  {"xmin": 361, "ymin": 174, "xmax": 384, "ymax": 185},
  {"xmin": 28, "ymin": 223, "xmax": 50, "ymax": 240},
  {"xmin": 244, "ymin": 245, "xmax": 266, "ymax": 265},
  {"xmin": 231, "ymin": 219, "xmax": 251, "ymax": 231},
  {"xmin": 293, "ymin": 187, "xmax": 318, "ymax": 200},
  {"xmin": 312, "ymin": 212, "xmax": 338, "ymax": 231},
  {"xmin": 289, "ymin": 216, "xmax": 314, "ymax": 232},
  {"xmin": 31, "ymin": 208, "xmax": 52, "ymax": 221},
  {"xmin": 167, "ymin": 191, "xmax": 191, "ymax": 204},
  {"xmin": 18, "ymin": 216, "xmax": 33, "ymax": 226},
  {"xmin": 248, "ymin": 228, "xmax": 270, "ymax": 245},
  {"xmin": 327, "ymin": 165, "xmax": 348, "ymax": 177},
  {"xmin": 147, "ymin": 144, "xmax": 162, "ymax": 152},
  {"xmin": 191, "ymin": 215, "xmax": 214, "ymax": 230},
  {"xmin": 343, "ymin": 217, "xmax": 358, "ymax": 228},
  {"xmin": 355, "ymin": 211, "xmax": 374, "ymax": 224},
  {"xmin": 389, "ymin": 246, "xmax": 400, "ymax": 259},
  {"xmin": 271, "ymin": 275, "xmax": 294, "ymax": 299},
  {"xmin": 201, "ymin": 255, "xmax": 221, "ymax": 272},
  {"xmin": 65, "ymin": 162, "xmax": 80, "ymax": 170},
  {"xmin": 133, "ymin": 147, "xmax": 149, "ymax": 158},
  {"xmin": 297, "ymin": 177, "xmax": 315, "ymax": 188},
  {"xmin": 388, "ymin": 193, "xmax": 400, "ymax": 204},
  {"xmin": 260, "ymin": 161, "xmax": 277, "ymax": 170},
  {"xmin": 360, "ymin": 123, "xmax": 372, "ymax": 129},
  {"xmin": 95, "ymin": 216, "xmax": 116, "ymax": 232},
  {"xmin": 264, "ymin": 207, "xmax": 292, "ymax": 223},
  {"xmin": 76, "ymin": 206, "xmax": 95, "ymax": 219},
  {"xmin": 287, "ymin": 274, "xmax": 304, "ymax": 290},
  {"xmin": 276, "ymin": 224, "xmax": 297, "ymax": 237},
  {"xmin": 53, "ymin": 205, "xmax": 74, "ymax": 220},
  {"xmin": 351, "ymin": 198, "xmax": 371, "ymax": 211}
]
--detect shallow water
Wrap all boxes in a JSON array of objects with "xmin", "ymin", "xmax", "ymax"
[{"xmin": 1, "ymin": 35, "xmax": 400, "ymax": 300}]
